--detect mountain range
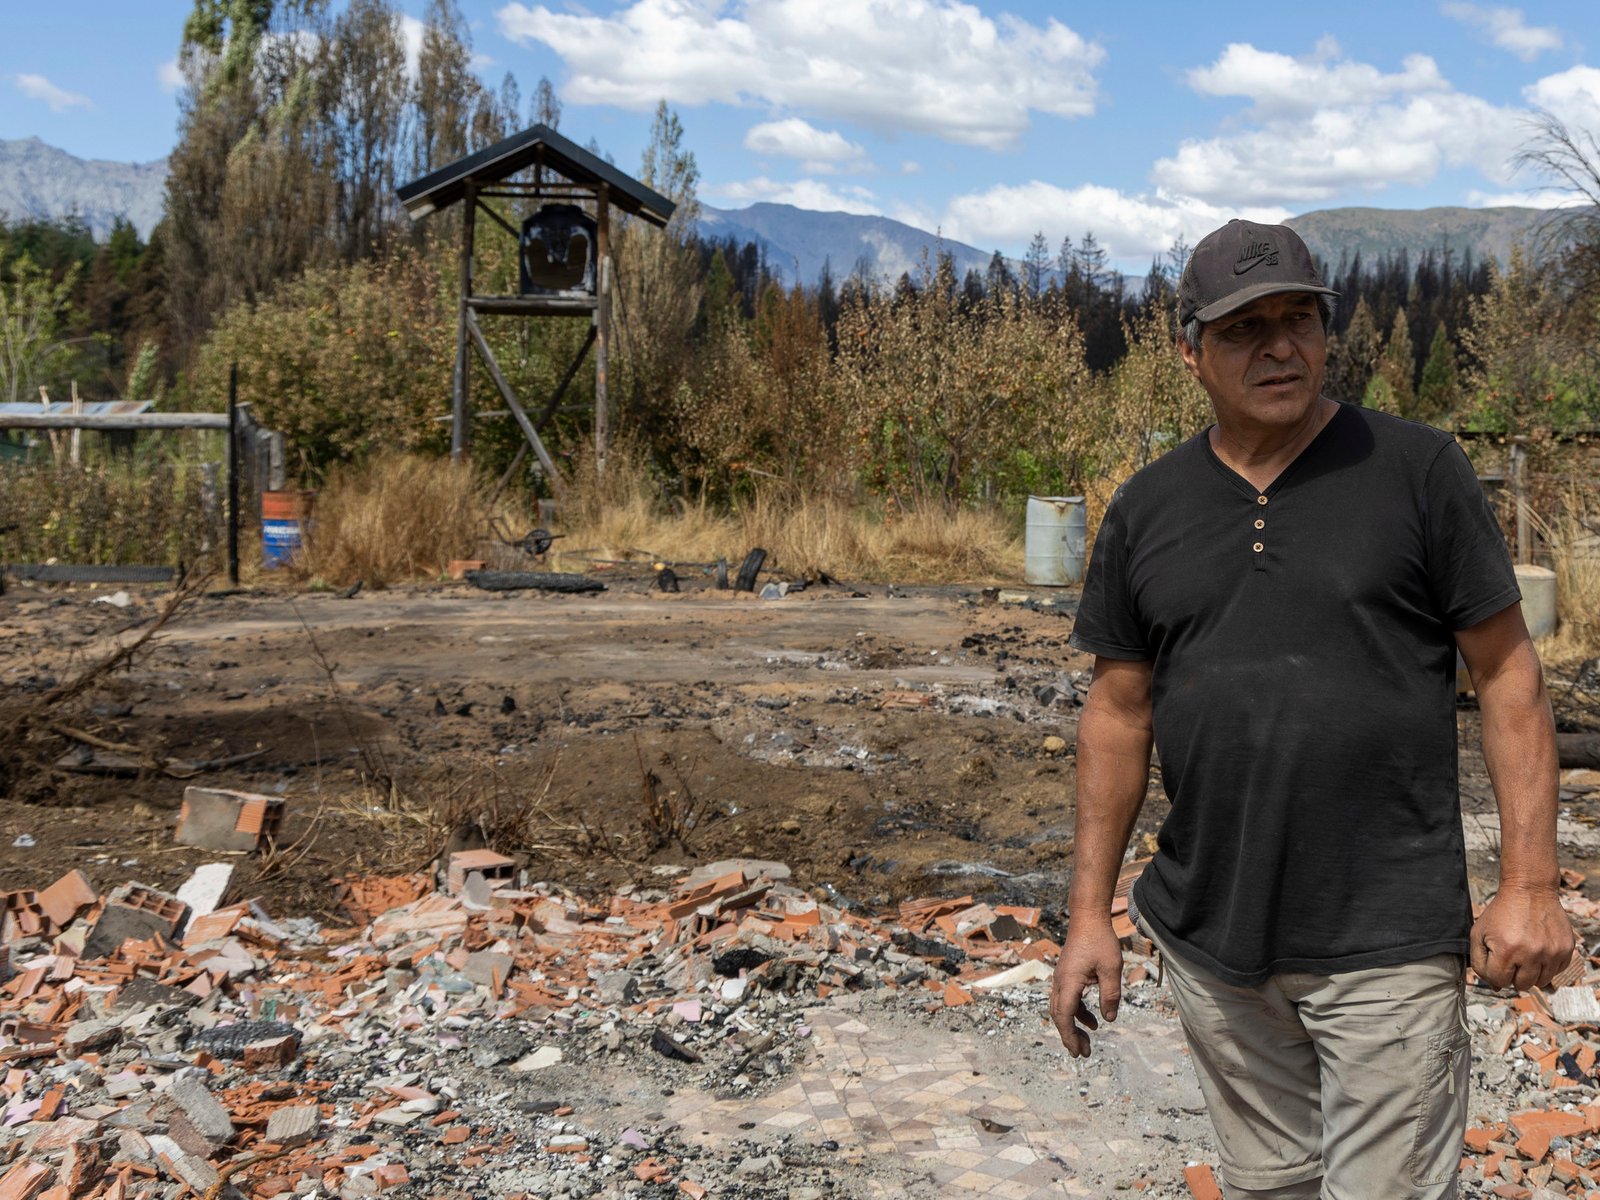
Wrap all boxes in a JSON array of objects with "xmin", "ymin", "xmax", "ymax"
[
  {"xmin": 0, "ymin": 136, "xmax": 1559, "ymax": 287},
  {"xmin": 0, "ymin": 137, "xmax": 167, "ymax": 240},
  {"xmin": 699, "ymin": 202, "xmax": 993, "ymax": 285},
  {"xmin": 1286, "ymin": 206, "xmax": 1562, "ymax": 272}
]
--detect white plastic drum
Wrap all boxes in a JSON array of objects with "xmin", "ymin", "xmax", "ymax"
[
  {"xmin": 1024, "ymin": 496, "xmax": 1087, "ymax": 586},
  {"xmin": 1516, "ymin": 563, "xmax": 1557, "ymax": 640}
]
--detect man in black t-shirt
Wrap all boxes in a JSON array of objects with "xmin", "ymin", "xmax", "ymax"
[{"xmin": 1048, "ymin": 219, "xmax": 1573, "ymax": 1198}]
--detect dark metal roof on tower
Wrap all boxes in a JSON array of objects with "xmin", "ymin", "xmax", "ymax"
[{"xmin": 396, "ymin": 123, "xmax": 675, "ymax": 228}]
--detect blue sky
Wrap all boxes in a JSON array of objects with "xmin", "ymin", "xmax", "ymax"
[{"xmin": 3, "ymin": 1, "xmax": 1597, "ymax": 269}]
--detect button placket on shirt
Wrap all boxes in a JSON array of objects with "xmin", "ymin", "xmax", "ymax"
[{"xmin": 1253, "ymin": 495, "xmax": 1268, "ymax": 570}]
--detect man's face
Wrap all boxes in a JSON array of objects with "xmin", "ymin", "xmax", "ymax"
[{"xmin": 1178, "ymin": 292, "xmax": 1328, "ymax": 432}]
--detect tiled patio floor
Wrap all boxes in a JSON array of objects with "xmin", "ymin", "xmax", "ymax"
[{"xmin": 665, "ymin": 1001, "xmax": 1207, "ymax": 1197}]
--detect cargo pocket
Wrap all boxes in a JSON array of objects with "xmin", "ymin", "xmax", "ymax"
[{"xmin": 1408, "ymin": 1023, "xmax": 1470, "ymax": 1187}]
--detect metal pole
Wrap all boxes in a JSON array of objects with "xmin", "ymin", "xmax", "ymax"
[
  {"xmin": 594, "ymin": 183, "xmax": 610, "ymax": 479},
  {"xmin": 227, "ymin": 364, "xmax": 240, "ymax": 586},
  {"xmin": 1511, "ymin": 440, "xmax": 1530, "ymax": 564},
  {"xmin": 0, "ymin": 413, "xmax": 231, "ymax": 430},
  {"xmin": 453, "ymin": 184, "xmax": 478, "ymax": 461}
]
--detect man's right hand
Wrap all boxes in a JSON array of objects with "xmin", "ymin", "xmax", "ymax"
[{"xmin": 1049, "ymin": 921, "xmax": 1124, "ymax": 1057}]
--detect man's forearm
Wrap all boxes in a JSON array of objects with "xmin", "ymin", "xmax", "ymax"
[
  {"xmin": 1479, "ymin": 645, "xmax": 1560, "ymax": 891},
  {"xmin": 1069, "ymin": 694, "xmax": 1155, "ymax": 919}
]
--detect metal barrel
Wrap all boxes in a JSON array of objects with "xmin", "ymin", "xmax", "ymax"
[
  {"xmin": 1024, "ymin": 496, "xmax": 1086, "ymax": 586},
  {"xmin": 1515, "ymin": 564, "xmax": 1557, "ymax": 639}
]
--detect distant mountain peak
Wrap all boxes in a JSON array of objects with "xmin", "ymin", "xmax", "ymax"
[
  {"xmin": 699, "ymin": 201, "xmax": 991, "ymax": 286},
  {"xmin": 0, "ymin": 138, "xmax": 167, "ymax": 239}
]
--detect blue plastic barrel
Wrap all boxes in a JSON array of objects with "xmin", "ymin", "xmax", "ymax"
[{"xmin": 261, "ymin": 491, "xmax": 311, "ymax": 568}]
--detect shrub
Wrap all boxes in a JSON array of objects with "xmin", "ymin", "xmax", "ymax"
[
  {"xmin": 0, "ymin": 455, "xmax": 221, "ymax": 566},
  {"xmin": 192, "ymin": 249, "xmax": 454, "ymax": 476}
]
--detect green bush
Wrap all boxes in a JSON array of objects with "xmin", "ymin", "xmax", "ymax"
[{"xmin": 192, "ymin": 249, "xmax": 454, "ymax": 476}]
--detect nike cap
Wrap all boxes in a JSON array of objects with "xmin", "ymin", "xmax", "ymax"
[{"xmin": 1177, "ymin": 219, "xmax": 1338, "ymax": 326}]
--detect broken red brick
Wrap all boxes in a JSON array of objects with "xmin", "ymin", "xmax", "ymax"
[
  {"xmin": 36, "ymin": 871, "xmax": 97, "ymax": 930},
  {"xmin": 0, "ymin": 1161, "xmax": 53, "ymax": 1200},
  {"xmin": 446, "ymin": 850, "xmax": 516, "ymax": 897},
  {"xmin": 373, "ymin": 1163, "xmax": 409, "ymax": 1189},
  {"xmin": 942, "ymin": 980, "xmax": 973, "ymax": 1008},
  {"xmin": 176, "ymin": 787, "xmax": 285, "ymax": 852},
  {"xmin": 633, "ymin": 1159, "xmax": 673, "ymax": 1184},
  {"xmin": 1465, "ymin": 1124, "xmax": 1507, "ymax": 1153},
  {"xmin": 1183, "ymin": 1163, "xmax": 1223, "ymax": 1200}
]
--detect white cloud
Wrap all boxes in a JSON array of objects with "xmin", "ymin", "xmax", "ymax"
[
  {"xmin": 1154, "ymin": 42, "xmax": 1542, "ymax": 207},
  {"xmin": 744, "ymin": 118, "xmax": 870, "ymax": 174},
  {"xmin": 1442, "ymin": 3, "xmax": 1561, "ymax": 61},
  {"xmin": 399, "ymin": 14, "xmax": 426, "ymax": 81},
  {"xmin": 708, "ymin": 176, "xmax": 881, "ymax": 215},
  {"xmin": 900, "ymin": 160, "xmax": 921, "ymax": 175},
  {"xmin": 156, "ymin": 59, "xmax": 183, "ymax": 94},
  {"xmin": 14, "ymin": 73, "xmax": 93, "ymax": 113},
  {"xmin": 495, "ymin": 0, "xmax": 1104, "ymax": 149},
  {"xmin": 936, "ymin": 181, "xmax": 1290, "ymax": 263},
  {"xmin": 1524, "ymin": 65, "xmax": 1600, "ymax": 127},
  {"xmin": 1187, "ymin": 40, "xmax": 1445, "ymax": 116}
]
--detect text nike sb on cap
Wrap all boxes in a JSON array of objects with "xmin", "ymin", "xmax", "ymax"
[{"xmin": 1177, "ymin": 219, "xmax": 1338, "ymax": 325}]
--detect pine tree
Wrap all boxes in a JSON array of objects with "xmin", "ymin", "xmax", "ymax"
[
  {"xmin": 702, "ymin": 249, "xmax": 739, "ymax": 331},
  {"xmin": 984, "ymin": 250, "xmax": 1016, "ymax": 301},
  {"xmin": 1364, "ymin": 307, "xmax": 1416, "ymax": 416},
  {"xmin": 1021, "ymin": 231, "xmax": 1051, "ymax": 300},
  {"xmin": 961, "ymin": 268, "xmax": 985, "ymax": 308},
  {"xmin": 1416, "ymin": 325, "xmax": 1460, "ymax": 426},
  {"xmin": 1324, "ymin": 297, "xmax": 1381, "ymax": 404}
]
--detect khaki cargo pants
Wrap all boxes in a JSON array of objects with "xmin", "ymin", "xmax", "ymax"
[{"xmin": 1130, "ymin": 899, "xmax": 1469, "ymax": 1199}]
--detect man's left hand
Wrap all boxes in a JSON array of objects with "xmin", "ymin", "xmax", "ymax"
[{"xmin": 1470, "ymin": 884, "xmax": 1576, "ymax": 991}]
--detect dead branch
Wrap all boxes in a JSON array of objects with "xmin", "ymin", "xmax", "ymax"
[{"xmin": 0, "ymin": 570, "xmax": 213, "ymax": 802}]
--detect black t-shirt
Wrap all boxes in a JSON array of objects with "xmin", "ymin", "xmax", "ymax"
[{"xmin": 1069, "ymin": 403, "xmax": 1520, "ymax": 985}]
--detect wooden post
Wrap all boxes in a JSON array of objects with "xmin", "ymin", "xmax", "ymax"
[
  {"xmin": 594, "ymin": 183, "xmax": 611, "ymax": 478},
  {"xmin": 1510, "ymin": 439, "xmax": 1530, "ymax": 564},
  {"xmin": 227, "ymin": 365, "xmax": 240, "ymax": 587},
  {"xmin": 200, "ymin": 462, "xmax": 218, "ymax": 553},
  {"xmin": 465, "ymin": 310, "xmax": 567, "ymax": 502},
  {"xmin": 268, "ymin": 432, "xmax": 286, "ymax": 492},
  {"xmin": 69, "ymin": 380, "xmax": 81, "ymax": 465},
  {"xmin": 453, "ymin": 183, "xmax": 478, "ymax": 461},
  {"xmin": 255, "ymin": 429, "xmax": 272, "ymax": 496}
]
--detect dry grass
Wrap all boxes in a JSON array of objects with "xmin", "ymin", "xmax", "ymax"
[
  {"xmin": 296, "ymin": 453, "xmax": 495, "ymax": 587},
  {"xmin": 553, "ymin": 452, "xmax": 1025, "ymax": 583},
  {"xmin": 1535, "ymin": 486, "xmax": 1600, "ymax": 664},
  {"xmin": 288, "ymin": 447, "xmax": 1024, "ymax": 588}
]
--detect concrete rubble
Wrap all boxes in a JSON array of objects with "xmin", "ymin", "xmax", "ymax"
[{"xmin": 0, "ymin": 852, "xmax": 1597, "ymax": 1198}]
